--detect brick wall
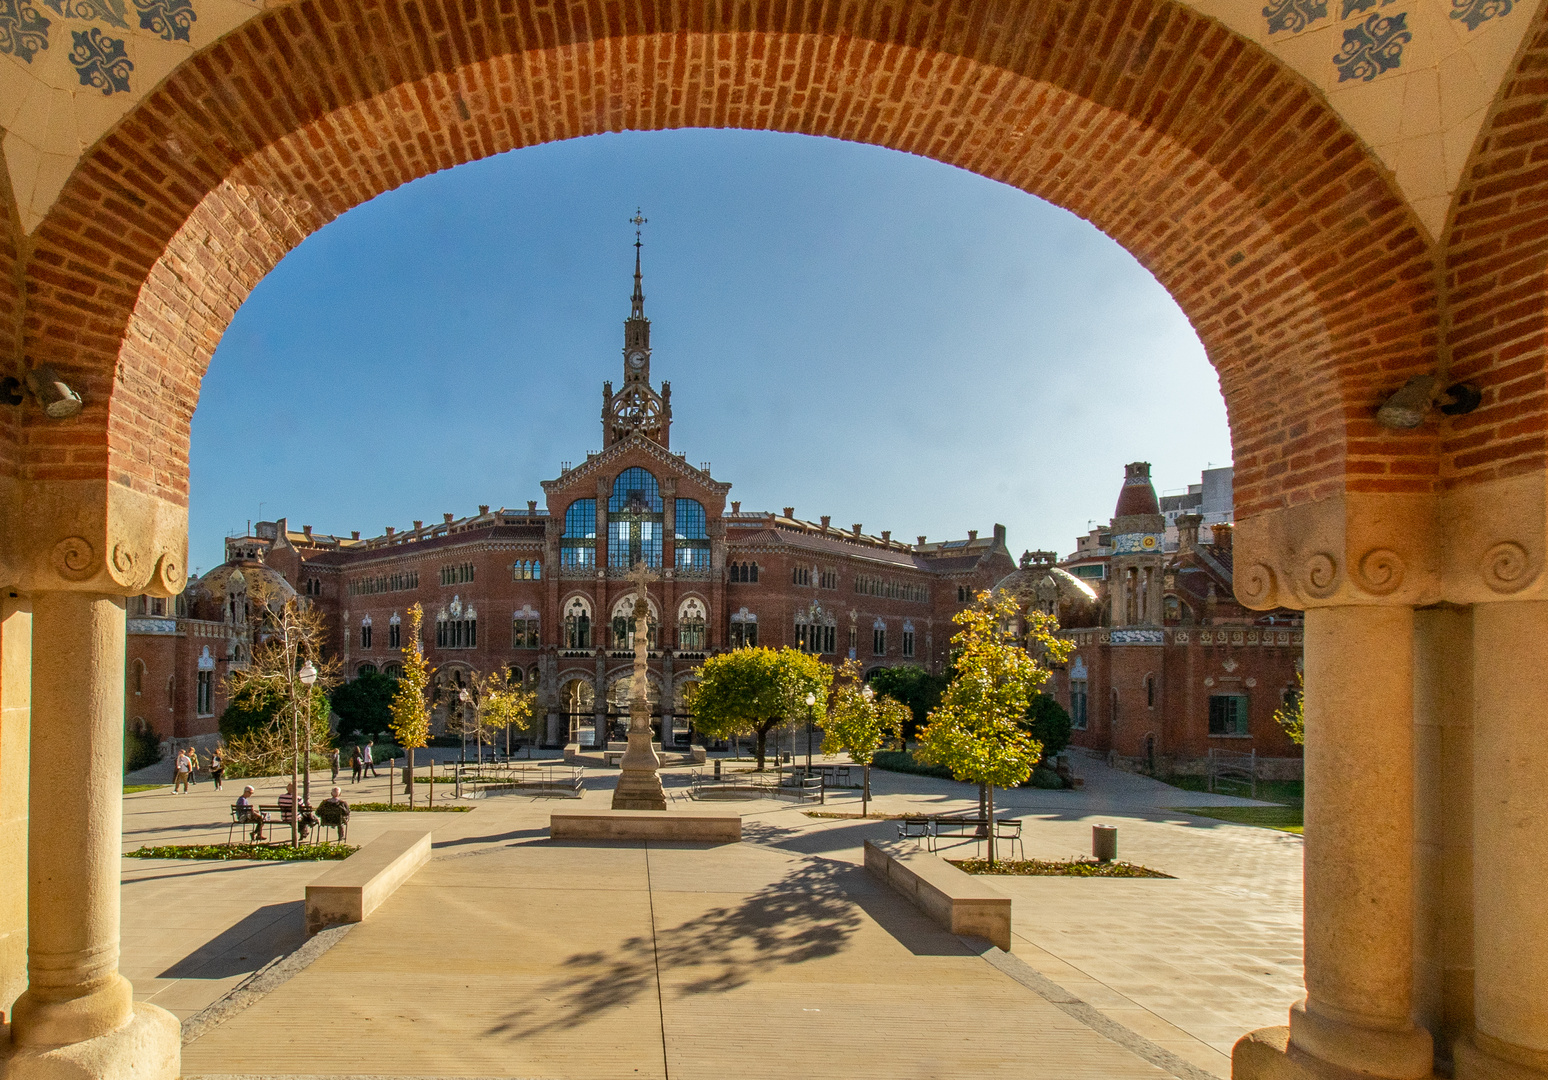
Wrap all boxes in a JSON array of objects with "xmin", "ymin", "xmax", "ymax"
[{"xmin": 17, "ymin": 0, "xmax": 1442, "ymax": 523}]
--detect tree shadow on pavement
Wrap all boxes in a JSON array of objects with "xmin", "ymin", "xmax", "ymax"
[{"xmin": 484, "ymin": 857, "xmax": 863, "ymax": 1039}]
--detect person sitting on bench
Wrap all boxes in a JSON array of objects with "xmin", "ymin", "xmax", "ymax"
[
  {"xmin": 317, "ymin": 787, "xmax": 351, "ymax": 839},
  {"xmin": 235, "ymin": 785, "xmax": 266, "ymax": 841}
]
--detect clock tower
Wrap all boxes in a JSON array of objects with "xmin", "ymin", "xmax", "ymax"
[{"xmin": 602, "ymin": 213, "xmax": 672, "ymax": 449}]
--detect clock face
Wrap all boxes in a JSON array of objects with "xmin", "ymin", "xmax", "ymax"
[{"xmin": 627, "ymin": 351, "xmax": 646, "ymax": 371}]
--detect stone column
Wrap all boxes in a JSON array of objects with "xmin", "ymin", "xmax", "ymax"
[
  {"xmin": 1288, "ymin": 605, "xmax": 1433, "ymax": 1079},
  {"xmin": 7, "ymin": 591, "xmax": 179, "ymax": 1079},
  {"xmin": 1456, "ymin": 600, "xmax": 1548, "ymax": 1080}
]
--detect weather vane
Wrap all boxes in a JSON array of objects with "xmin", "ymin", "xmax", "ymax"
[{"xmin": 630, "ymin": 208, "xmax": 647, "ymax": 248}]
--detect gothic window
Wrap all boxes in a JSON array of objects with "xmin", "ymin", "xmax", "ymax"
[
  {"xmin": 360, "ymin": 616, "xmax": 372, "ymax": 649},
  {"xmin": 957, "ymin": 585, "xmax": 970, "ymax": 602},
  {"xmin": 1209, "ymin": 694, "xmax": 1250, "ymax": 736},
  {"xmin": 131, "ymin": 659, "xmax": 146, "ymax": 695},
  {"xmin": 383, "ymin": 662, "xmax": 404, "ymax": 680},
  {"xmin": 796, "ymin": 611, "xmax": 836, "ymax": 655},
  {"xmin": 439, "ymin": 563, "xmax": 475, "ymax": 586},
  {"xmin": 678, "ymin": 597, "xmax": 707, "ymax": 650},
  {"xmin": 358, "ymin": 663, "xmax": 378, "ymax": 676},
  {"xmin": 608, "ymin": 468, "xmax": 664, "ymax": 569},
  {"xmin": 873, "ymin": 620, "xmax": 887, "ymax": 656},
  {"xmin": 196, "ymin": 671, "xmax": 213, "ymax": 716},
  {"xmin": 175, "ymin": 592, "xmax": 188, "ymax": 618},
  {"xmin": 166, "ymin": 675, "xmax": 176, "ymax": 707},
  {"xmin": 389, "ymin": 613, "xmax": 401, "ymax": 649},
  {"xmin": 512, "ymin": 559, "xmax": 543, "ymax": 580},
  {"xmin": 610, "ymin": 594, "xmax": 657, "ymax": 650},
  {"xmin": 507, "ymin": 665, "xmax": 523, "ymax": 685},
  {"xmin": 1145, "ymin": 674, "xmax": 1156, "ymax": 708},
  {"xmin": 819, "ymin": 569, "xmax": 837, "ymax": 590},
  {"xmin": 793, "ymin": 566, "xmax": 812, "ymax": 586},
  {"xmin": 848, "ymin": 626, "xmax": 858, "ymax": 655},
  {"xmin": 434, "ymin": 599, "xmax": 477, "ymax": 649},
  {"xmin": 675, "ymin": 499, "xmax": 710, "ymax": 570},
  {"xmin": 561, "ymin": 500, "xmax": 597, "ymax": 568},
  {"xmin": 512, "ymin": 606, "xmax": 540, "ymax": 649},
  {"xmin": 730, "ymin": 609, "xmax": 758, "ymax": 649},
  {"xmin": 150, "ymin": 597, "xmax": 166, "ymax": 616},
  {"xmin": 730, "ymin": 561, "xmax": 760, "ymax": 582},
  {"xmin": 902, "ymin": 621, "xmax": 915, "ymax": 659},
  {"xmin": 563, "ymin": 597, "xmax": 593, "ymax": 650}
]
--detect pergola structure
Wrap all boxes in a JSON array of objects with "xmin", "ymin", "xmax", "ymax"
[{"xmin": 0, "ymin": 1, "xmax": 1546, "ymax": 1077}]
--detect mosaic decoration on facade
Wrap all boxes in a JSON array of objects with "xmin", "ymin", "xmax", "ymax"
[
  {"xmin": 1450, "ymin": 0, "xmax": 1511, "ymax": 29},
  {"xmin": 1335, "ymin": 12, "xmax": 1411, "ymax": 81},
  {"xmin": 1111, "ymin": 533, "xmax": 1164, "ymax": 554},
  {"xmin": 132, "ymin": 0, "xmax": 192, "ymax": 41},
  {"xmin": 1263, "ymin": 0, "xmax": 1327, "ymax": 34},
  {"xmin": 43, "ymin": 0, "xmax": 125, "ymax": 26},
  {"xmin": 0, "ymin": 0, "xmax": 51, "ymax": 60},
  {"xmin": 70, "ymin": 25, "xmax": 131, "ymax": 93},
  {"xmin": 1110, "ymin": 629, "xmax": 1165, "ymax": 645},
  {"xmin": 1340, "ymin": 0, "xmax": 1396, "ymax": 16}
]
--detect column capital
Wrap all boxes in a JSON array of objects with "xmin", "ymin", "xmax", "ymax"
[{"xmin": 0, "ymin": 478, "xmax": 187, "ymax": 598}]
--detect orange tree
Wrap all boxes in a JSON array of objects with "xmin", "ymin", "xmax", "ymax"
[{"xmin": 688, "ymin": 646, "xmax": 831, "ymax": 770}]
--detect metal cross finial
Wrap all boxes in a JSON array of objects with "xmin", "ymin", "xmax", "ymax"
[{"xmin": 630, "ymin": 208, "xmax": 647, "ymax": 247}]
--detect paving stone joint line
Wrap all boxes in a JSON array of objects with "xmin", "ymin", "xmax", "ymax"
[{"xmin": 180, "ymin": 922, "xmax": 356, "ymax": 1046}]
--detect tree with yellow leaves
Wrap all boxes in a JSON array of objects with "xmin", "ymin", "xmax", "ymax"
[
  {"xmin": 389, "ymin": 603, "xmax": 431, "ymax": 804},
  {"xmin": 915, "ymin": 590, "xmax": 1074, "ymax": 863},
  {"xmin": 821, "ymin": 659, "xmax": 908, "ymax": 817}
]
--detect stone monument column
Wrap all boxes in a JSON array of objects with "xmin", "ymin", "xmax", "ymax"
[
  {"xmin": 1456, "ymin": 599, "xmax": 1548, "ymax": 1080},
  {"xmin": 612, "ymin": 562, "xmax": 666, "ymax": 810},
  {"xmin": 1288, "ymin": 604, "xmax": 1432, "ymax": 1079},
  {"xmin": 7, "ymin": 590, "xmax": 179, "ymax": 1078}
]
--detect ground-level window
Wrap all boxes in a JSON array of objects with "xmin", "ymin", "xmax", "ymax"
[
  {"xmin": 513, "ymin": 616, "xmax": 539, "ymax": 649},
  {"xmin": 196, "ymin": 671, "xmax": 213, "ymax": 716},
  {"xmin": 797, "ymin": 621, "xmax": 835, "ymax": 655},
  {"xmin": 1209, "ymin": 694, "xmax": 1250, "ymax": 736},
  {"xmin": 730, "ymin": 614, "xmax": 758, "ymax": 648}
]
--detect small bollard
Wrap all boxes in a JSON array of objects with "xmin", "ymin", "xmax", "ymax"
[
  {"xmin": 714, "ymin": 758, "xmax": 722, "ymax": 779},
  {"xmin": 1093, "ymin": 824, "xmax": 1118, "ymax": 863}
]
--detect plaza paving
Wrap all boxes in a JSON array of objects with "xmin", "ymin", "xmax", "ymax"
[{"xmin": 118, "ymin": 751, "xmax": 1305, "ymax": 1079}]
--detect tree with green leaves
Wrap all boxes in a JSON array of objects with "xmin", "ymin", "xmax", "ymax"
[
  {"xmin": 866, "ymin": 664, "xmax": 948, "ymax": 744},
  {"xmin": 1274, "ymin": 671, "xmax": 1304, "ymax": 746},
  {"xmin": 821, "ymin": 659, "xmax": 909, "ymax": 816},
  {"xmin": 688, "ymin": 646, "xmax": 832, "ymax": 770},
  {"xmin": 478, "ymin": 670, "xmax": 538, "ymax": 758},
  {"xmin": 330, "ymin": 669, "xmax": 398, "ymax": 743},
  {"xmin": 389, "ymin": 604, "xmax": 431, "ymax": 802},
  {"xmin": 915, "ymin": 591, "xmax": 1074, "ymax": 863},
  {"xmin": 1023, "ymin": 694, "xmax": 1074, "ymax": 766}
]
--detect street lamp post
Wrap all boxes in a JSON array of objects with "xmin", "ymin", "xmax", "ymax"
[
  {"xmin": 298, "ymin": 660, "xmax": 318, "ymax": 812},
  {"xmin": 458, "ymin": 687, "xmax": 470, "ymax": 767},
  {"xmin": 804, "ymin": 691, "xmax": 816, "ymax": 774},
  {"xmin": 860, "ymin": 683, "xmax": 875, "ymax": 817}
]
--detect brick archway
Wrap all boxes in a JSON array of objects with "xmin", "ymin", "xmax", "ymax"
[{"xmin": 13, "ymin": 0, "xmax": 1437, "ymax": 542}]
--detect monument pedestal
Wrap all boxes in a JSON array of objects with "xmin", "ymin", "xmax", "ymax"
[{"xmin": 612, "ymin": 700, "xmax": 665, "ymax": 811}]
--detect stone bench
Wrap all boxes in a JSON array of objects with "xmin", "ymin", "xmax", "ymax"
[
  {"xmin": 304, "ymin": 829, "xmax": 432, "ymax": 936},
  {"xmin": 549, "ymin": 810, "xmax": 741, "ymax": 843},
  {"xmin": 864, "ymin": 838, "xmax": 1012, "ymax": 951}
]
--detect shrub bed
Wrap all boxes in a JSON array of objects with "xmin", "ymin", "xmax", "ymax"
[
  {"xmin": 127, "ymin": 842, "xmax": 357, "ymax": 861},
  {"xmin": 350, "ymin": 802, "xmax": 472, "ymax": 813},
  {"xmin": 870, "ymin": 750, "xmax": 954, "ymax": 781},
  {"xmin": 950, "ymin": 858, "xmax": 1171, "ymax": 878}
]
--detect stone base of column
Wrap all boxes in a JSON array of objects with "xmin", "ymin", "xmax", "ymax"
[
  {"xmin": 1233, "ymin": 1017, "xmax": 1436, "ymax": 1080},
  {"xmin": 612, "ymin": 769, "xmax": 667, "ymax": 810},
  {"xmin": 1455, "ymin": 1032, "xmax": 1548, "ymax": 1080},
  {"xmin": 0, "ymin": 1002, "xmax": 179, "ymax": 1080}
]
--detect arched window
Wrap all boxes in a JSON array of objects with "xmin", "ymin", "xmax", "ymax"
[
  {"xmin": 562, "ymin": 678, "xmax": 596, "ymax": 744},
  {"xmin": 131, "ymin": 659, "xmax": 146, "ymax": 695},
  {"xmin": 383, "ymin": 662, "xmax": 403, "ymax": 680},
  {"xmin": 610, "ymin": 594, "xmax": 658, "ymax": 650},
  {"xmin": 166, "ymin": 674, "xmax": 175, "ymax": 707},
  {"xmin": 872, "ymin": 618, "xmax": 887, "ymax": 656},
  {"xmin": 388, "ymin": 612, "xmax": 401, "ymax": 649},
  {"xmin": 361, "ymin": 615, "xmax": 372, "ymax": 649},
  {"xmin": 561, "ymin": 500, "xmax": 597, "ymax": 568},
  {"xmin": 512, "ymin": 605, "xmax": 540, "ymax": 649},
  {"xmin": 607, "ymin": 468, "xmax": 663, "ymax": 568},
  {"xmin": 434, "ymin": 598, "xmax": 477, "ymax": 649},
  {"xmin": 901, "ymin": 620, "xmax": 916, "ymax": 658},
  {"xmin": 358, "ymin": 662, "xmax": 378, "ymax": 676},
  {"xmin": 563, "ymin": 597, "xmax": 592, "ymax": 650},
  {"xmin": 507, "ymin": 664, "xmax": 524, "ymax": 685},
  {"xmin": 675, "ymin": 499, "xmax": 710, "ymax": 570},
  {"xmin": 797, "ymin": 607, "xmax": 836, "ymax": 654},
  {"xmin": 512, "ymin": 558, "xmax": 544, "ymax": 580},
  {"xmin": 1145, "ymin": 673, "xmax": 1156, "ymax": 708},
  {"xmin": 1069, "ymin": 657, "xmax": 1088, "ymax": 730},
  {"xmin": 730, "ymin": 608, "xmax": 758, "ymax": 648},
  {"xmin": 678, "ymin": 597, "xmax": 707, "ymax": 650}
]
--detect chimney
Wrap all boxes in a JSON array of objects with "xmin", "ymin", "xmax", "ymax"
[
  {"xmin": 1211, "ymin": 522, "xmax": 1234, "ymax": 551},
  {"xmin": 731, "ymin": 501, "xmax": 741, "ymax": 514},
  {"xmin": 413, "ymin": 520, "xmax": 423, "ymax": 530},
  {"xmin": 882, "ymin": 530, "xmax": 891, "ymax": 544},
  {"xmin": 820, "ymin": 515, "xmax": 831, "ymax": 532},
  {"xmin": 784, "ymin": 507, "xmax": 795, "ymax": 519},
  {"xmin": 479, "ymin": 504, "xmax": 489, "ymax": 515},
  {"xmin": 993, "ymin": 523, "xmax": 1006, "ymax": 546},
  {"xmin": 443, "ymin": 513, "xmax": 454, "ymax": 524},
  {"xmin": 302, "ymin": 524, "xmax": 312, "ymax": 539},
  {"xmin": 527, "ymin": 500, "xmax": 537, "ymax": 514},
  {"xmin": 1176, "ymin": 513, "xmax": 1202, "ymax": 555},
  {"xmin": 968, "ymin": 529, "xmax": 979, "ymax": 542},
  {"xmin": 852, "ymin": 524, "xmax": 862, "ymax": 537},
  {"xmin": 386, "ymin": 526, "xmax": 395, "ymax": 537},
  {"xmin": 351, "ymin": 531, "xmax": 360, "ymax": 540},
  {"xmin": 918, "ymin": 536, "xmax": 927, "ymax": 547}
]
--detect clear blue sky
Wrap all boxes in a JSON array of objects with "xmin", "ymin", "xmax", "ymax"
[{"xmin": 192, "ymin": 129, "xmax": 1231, "ymax": 576}]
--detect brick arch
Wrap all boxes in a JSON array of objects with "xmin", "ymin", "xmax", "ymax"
[{"xmin": 21, "ymin": 0, "xmax": 1439, "ymax": 523}]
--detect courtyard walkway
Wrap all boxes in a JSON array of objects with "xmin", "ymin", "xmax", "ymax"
[{"xmin": 119, "ymin": 752, "xmax": 1304, "ymax": 1079}]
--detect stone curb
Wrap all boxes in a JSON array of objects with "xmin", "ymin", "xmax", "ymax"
[{"xmin": 179, "ymin": 922, "xmax": 356, "ymax": 1046}]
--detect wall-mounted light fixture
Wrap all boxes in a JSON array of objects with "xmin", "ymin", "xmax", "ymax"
[
  {"xmin": 0, "ymin": 366, "xmax": 83, "ymax": 419},
  {"xmin": 1376, "ymin": 375, "xmax": 1481, "ymax": 430}
]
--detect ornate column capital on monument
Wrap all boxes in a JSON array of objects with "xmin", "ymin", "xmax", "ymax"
[{"xmin": 0, "ymin": 478, "xmax": 187, "ymax": 597}]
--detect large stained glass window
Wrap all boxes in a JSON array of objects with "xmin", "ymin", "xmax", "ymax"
[
  {"xmin": 561, "ymin": 499, "xmax": 596, "ymax": 568},
  {"xmin": 608, "ymin": 468, "xmax": 663, "ymax": 568},
  {"xmin": 675, "ymin": 499, "xmax": 710, "ymax": 570}
]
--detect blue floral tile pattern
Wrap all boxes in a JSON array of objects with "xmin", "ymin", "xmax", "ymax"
[
  {"xmin": 1334, "ymin": 12, "xmax": 1410, "ymax": 81},
  {"xmin": 1451, "ymin": 0, "xmax": 1511, "ymax": 30},
  {"xmin": 70, "ymin": 26, "xmax": 132, "ymax": 94},
  {"xmin": 1264, "ymin": 0, "xmax": 1328, "ymax": 34},
  {"xmin": 1341, "ymin": 0, "xmax": 1396, "ymax": 16},
  {"xmin": 132, "ymin": 0, "xmax": 191, "ymax": 41},
  {"xmin": 0, "ymin": 0, "xmax": 51, "ymax": 60},
  {"xmin": 42, "ymin": 0, "xmax": 125, "ymax": 27}
]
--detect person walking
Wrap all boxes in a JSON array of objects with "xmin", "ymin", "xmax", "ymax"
[
  {"xmin": 209, "ymin": 748, "xmax": 225, "ymax": 791},
  {"xmin": 350, "ymin": 745, "xmax": 363, "ymax": 784},
  {"xmin": 172, "ymin": 748, "xmax": 191, "ymax": 794},
  {"xmin": 364, "ymin": 740, "xmax": 379, "ymax": 778},
  {"xmin": 329, "ymin": 746, "xmax": 341, "ymax": 784}
]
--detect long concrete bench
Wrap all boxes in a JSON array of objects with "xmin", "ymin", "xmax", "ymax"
[
  {"xmin": 304, "ymin": 829, "xmax": 432, "ymax": 935},
  {"xmin": 864, "ymin": 838, "xmax": 1012, "ymax": 951},
  {"xmin": 549, "ymin": 810, "xmax": 741, "ymax": 842}
]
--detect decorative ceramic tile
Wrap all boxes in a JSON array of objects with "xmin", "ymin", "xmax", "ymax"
[
  {"xmin": 1450, "ymin": 0, "xmax": 1511, "ymax": 31},
  {"xmin": 69, "ymin": 25, "xmax": 130, "ymax": 93},
  {"xmin": 0, "ymin": 0, "xmax": 51, "ymax": 61},
  {"xmin": 1264, "ymin": 0, "xmax": 1328, "ymax": 34},
  {"xmin": 1341, "ymin": 0, "xmax": 1397, "ymax": 16},
  {"xmin": 42, "ymin": 0, "xmax": 127, "ymax": 29},
  {"xmin": 132, "ymin": 0, "xmax": 192, "ymax": 42},
  {"xmin": 1335, "ymin": 12, "xmax": 1412, "ymax": 80}
]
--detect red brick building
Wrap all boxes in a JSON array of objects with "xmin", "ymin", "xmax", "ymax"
[
  {"xmin": 127, "ymin": 252, "xmax": 1014, "ymax": 750},
  {"xmin": 1037, "ymin": 463, "xmax": 1305, "ymax": 777}
]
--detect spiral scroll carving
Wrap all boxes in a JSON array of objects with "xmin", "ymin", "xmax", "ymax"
[
  {"xmin": 1237, "ymin": 562, "xmax": 1279, "ymax": 609},
  {"xmin": 153, "ymin": 552, "xmax": 181, "ymax": 594},
  {"xmin": 1481, "ymin": 541, "xmax": 1533, "ymax": 594},
  {"xmin": 1301, "ymin": 552, "xmax": 1339, "ymax": 600},
  {"xmin": 1356, "ymin": 548, "xmax": 1405, "ymax": 596},
  {"xmin": 51, "ymin": 536, "xmax": 96, "ymax": 582},
  {"xmin": 111, "ymin": 542, "xmax": 136, "ymax": 575}
]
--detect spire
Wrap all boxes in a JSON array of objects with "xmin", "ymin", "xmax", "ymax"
[{"xmin": 629, "ymin": 208, "xmax": 647, "ymax": 319}]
